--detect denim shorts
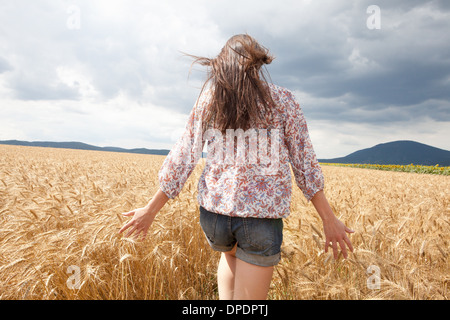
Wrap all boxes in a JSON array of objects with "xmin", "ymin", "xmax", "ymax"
[{"xmin": 199, "ymin": 206, "xmax": 283, "ymax": 267}]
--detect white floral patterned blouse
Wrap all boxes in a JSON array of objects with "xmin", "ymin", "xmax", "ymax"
[{"xmin": 158, "ymin": 83, "xmax": 324, "ymax": 219}]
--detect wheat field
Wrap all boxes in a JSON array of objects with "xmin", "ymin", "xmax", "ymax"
[{"xmin": 0, "ymin": 144, "xmax": 448, "ymax": 300}]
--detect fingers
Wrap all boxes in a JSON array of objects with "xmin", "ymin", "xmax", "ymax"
[
  {"xmin": 139, "ymin": 230, "xmax": 148, "ymax": 241},
  {"xmin": 325, "ymin": 238, "xmax": 339, "ymax": 259},
  {"xmin": 331, "ymin": 241, "xmax": 338, "ymax": 259},
  {"xmin": 325, "ymin": 237, "xmax": 354, "ymax": 259},
  {"xmin": 345, "ymin": 226, "xmax": 355, "ymax": 233},
  {"xmin": 122, "ymin": 210, "xmax": 135, "ymax": 217},
  {"xmin": 128, "ymin": 228, "xmax": 148, "ymax": 241},
  {"xmin": 344, "ymin": 235, "xmax": 354, "ymax": 253},
  {"xmin": 338, "ymin": 239, "xmax": 348, "ymax": 259},
  {"xmin": 118, "ymin": 219, "xmax": 134, "ymax": 234},
  {"xmin": 324, "ymin": 237, "xmax": 329, "ymax": 253},
  {"xmin": 118, "ymin": 211, "xmax": 135, "ymax": 233},
  {"xmin": 125, "ymin": 225, "xmax": 138, "ymax": 237},
  {"xmin": 118, "ymin": 210, "xmax": 138, "ymax": 236},
  {"xmin": 120, "ymin": 220, "xmax": 144, "ymax": 239},
  {"xmin": 118, "ymin": 214, "xmax": 149, "ymax": 240}
]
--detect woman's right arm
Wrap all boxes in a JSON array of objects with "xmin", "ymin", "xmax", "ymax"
[
  {"xmin": 119, "ymin": 91, "xmax": 208, "ymax": 239},
  {"xmin": 311, "ymin": 190, "xmax": 354, "ymax": 259},
  {"xmin": 119, "ymin": 188, "xmax": 169, "ymax": 239},
  {"xmin": 158, "ymin": 94, "xmax": 207, "ymax": 199}
]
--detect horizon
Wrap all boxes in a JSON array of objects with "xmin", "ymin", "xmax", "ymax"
[{"xmin": 1, "ymin": 138, "xmax": 449, "ymax": 160}]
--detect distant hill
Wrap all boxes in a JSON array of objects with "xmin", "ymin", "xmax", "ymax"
[
  {"xmin": 2, "ymin": 139, "xmax": 449, "ymax": 166},
  {"xmin": 319, "ymin": 140, "xmax": 450, "ymax": 166},
  {"xmin": 0, "ymin": 140, "xmax": 170, "ymax": 156}
]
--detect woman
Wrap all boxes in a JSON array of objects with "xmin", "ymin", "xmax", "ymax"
[{"xmin": 119, "ymin": 34, "xmax": 354, "ymax": 300}]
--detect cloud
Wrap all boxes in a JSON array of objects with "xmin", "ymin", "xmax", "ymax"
[
  {"xmin": 267, "ymin": 1, "xmax": 450, "ymax": 102},
  {"xmin": 0, "ymin": 56, "xmax": 12, "ymax": 74},
  {"xmin": 1, "ymin": 1, "xmax": 221, "ymax": 105},
  {"xmin": 0, "ymin": 0, "xmax": 449, "ymax": 158}
]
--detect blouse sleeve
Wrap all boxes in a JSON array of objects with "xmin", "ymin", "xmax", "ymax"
[
  {"xmin": 158, "ymin": 94, "xmax": 207, "ymax": 199},
  {"xmin": 283, "ymin": 90, "xmax": 324, "ymax": 201}
]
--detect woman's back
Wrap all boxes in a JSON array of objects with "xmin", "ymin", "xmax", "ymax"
[{"xmin": 158, "ymin": 82, "xmax": 324, "ymax": 218}]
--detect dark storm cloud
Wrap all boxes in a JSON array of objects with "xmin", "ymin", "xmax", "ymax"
[{"xmin": 258, "ymin": 0, "xmax": 450, "ymax": 125}]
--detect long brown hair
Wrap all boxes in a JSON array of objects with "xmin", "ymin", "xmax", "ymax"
[{"xmin": 188, "ymin": 34, "xmax": 275, "ymax": 133}]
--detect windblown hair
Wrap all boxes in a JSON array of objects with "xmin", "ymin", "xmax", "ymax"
[{"xmin": 189, "ymin": 34, "xmax": 275, "ymax": 133}]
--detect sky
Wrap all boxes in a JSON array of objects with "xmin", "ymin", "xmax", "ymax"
[{"xmin": 0, "ymin": 0, "xmax": 449, "ymax": 158}]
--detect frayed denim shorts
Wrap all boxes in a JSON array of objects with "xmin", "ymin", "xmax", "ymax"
[{"xmin": 199, "ymin": 206, "xmax": 283, "ymax": 267}]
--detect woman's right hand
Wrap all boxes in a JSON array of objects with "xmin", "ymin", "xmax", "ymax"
[
  {"xmin": 119, "ymin": 206, "xmax": 156, "ymax": 240},
  {"xmin": 311, "ymin": 190, "xmax": 355, "ymax": 259},
  {"xmin": 118, "ymin": 189, "xmax": 170, "ymax": 240},
  {"xmin": 322, "ymin": 216, "xmax": 354, "ymax": 259}
]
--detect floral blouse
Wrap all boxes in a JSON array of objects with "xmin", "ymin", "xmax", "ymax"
[{"xmin": 158, "ymin": 83, "xmax": 324, "ymax": 219}]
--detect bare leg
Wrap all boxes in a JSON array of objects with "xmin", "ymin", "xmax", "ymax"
[
  {"xmin": 217, "ymin": 245, "xmax": 237, "ymax": 300},
  {"xmin": 233, "ymin": 259, "xmax": 273, "ymax": 300},
  {"xmin": 217, "ymin": 243, "xmax": 274, "ymax": 300}
]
